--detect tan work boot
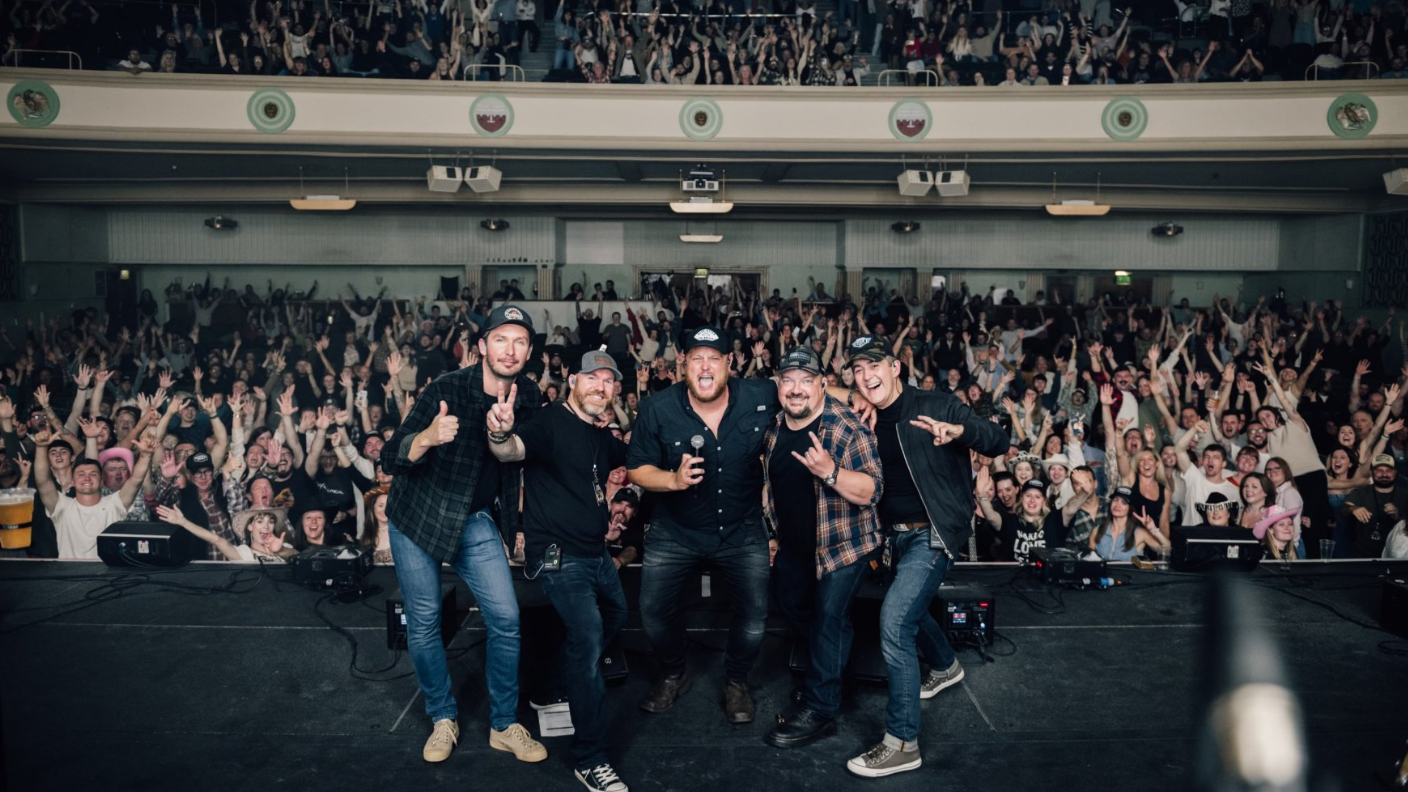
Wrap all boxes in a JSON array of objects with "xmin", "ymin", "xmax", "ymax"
[
  {"xmin": 422, "ymin": 718, "xmax": 459, "ymax": 763},
  {"xmin": 489, "ymin": 722, "xmax": 548, "ymax": 762}
]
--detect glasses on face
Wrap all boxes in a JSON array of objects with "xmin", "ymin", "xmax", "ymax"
[{"xmin": 1265, "ymin": 465, "xmax": 1281, "ymax": 473}]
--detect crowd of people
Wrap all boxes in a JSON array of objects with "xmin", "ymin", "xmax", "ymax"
[
  {"xmin": 2, "ymin": 271, "xmax": 1406, "ymax": 787},
  {"xmin": 4, "ymin": 0, "xmax": 1405, "ymax": 84},
  {"xmin": 0, "ymin": 273, "xmax": 1403, "ymax": 566}
]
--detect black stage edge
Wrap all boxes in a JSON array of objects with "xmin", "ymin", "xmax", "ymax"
[{"xmin": 2, "ymin": 559, "xmax": 1407, "ymax": 792}]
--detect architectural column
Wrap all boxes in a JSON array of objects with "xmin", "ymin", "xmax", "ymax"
[
  {"xmin": 536, "ymin": 264, "xmax": 556, "ymax": 301},
  {"xmin": 465, "ymin": 265, "xmax": 485, "ymax": 298},
  {"xmin": 843, "ymin": 267, "xmax": 864, "ymax": 304}
]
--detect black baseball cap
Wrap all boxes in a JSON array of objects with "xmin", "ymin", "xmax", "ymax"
[
  {"xmin": 847, "ymin": 335, "xmax": 891, "ymax": 365},
  {"xmin": 612, "ymin": 488, "xmax": 639, "ymax": 507},
  {"xmin": 484, "ymin": 304, "xmax": 534, "ymax": 334},
  {"xmin": 186, "ymin": 452, "xmax": 215, "ymax": 473},
  {"xmin": 778, "ymin": 347, "xmax": 822, "ymax": 376},
  {"xmin": 1020, "ymin": 480, "xmax": 1046, "ymax": 497},
  {"xmin": 1110, "ymin": 486, "xmax": 1134, "ymax": 504},
  {"xmin": 683, "ymin": 326, "xmax": 729, "ymax": 354}
]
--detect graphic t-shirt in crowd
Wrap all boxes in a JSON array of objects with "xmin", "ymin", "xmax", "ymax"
[
  {"xmin": 874, "ymin": 391, "xmax": 928, "ymax": 525},
  {"xmin": 270, "ymin": 468, "xmax": 322, "ymax": 514},
  {"xmin": 1180, "ymin": 466, "xmax": 1240, "ymax": 526},
  {"xmin": 516, "ymin": 403, "xmax": 629, "ymax": 560},
  {"xmin": 768, "ymin": 414, "xmax": 821, "ymax": 561},
  {"xmin": 999, "ymin": 511, "xmax": 1062, "ymax": 564}
]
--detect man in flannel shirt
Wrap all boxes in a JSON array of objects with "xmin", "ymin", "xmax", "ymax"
[
  {"xmin": 761, "ymin": 347, "xmax": 884, "ymax": 750},
  {"xmin": 381, "ymin": 304, "xmax": 548, "ymax": 766}
]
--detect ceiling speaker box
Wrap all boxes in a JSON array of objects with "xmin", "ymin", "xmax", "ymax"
[
  {"xmin": 427, "ymin": 166, "xmax": 463, "ymax": 193},
  {"xmin": 465, "ymin": 166, "xmax": 503, "ymax": 193},
  {"xmin": 935, "ymin": 170, "xmax": 971, "ymax": 197},
  {"xmin": 897, "ymin": 170, "xmax": 933, "ymax": 197}
]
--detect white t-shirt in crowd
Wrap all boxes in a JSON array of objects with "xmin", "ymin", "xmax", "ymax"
[
  {"xmin": 1181, "ymin": 466, "xmax": 1240, "ymax": 525},
  {"xmin": 49, "ymin": 492, "xmax": 129, "ymax": 559}
]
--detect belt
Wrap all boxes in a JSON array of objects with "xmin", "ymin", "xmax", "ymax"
[{"xmin": 891, "ymin": 521, "xmax": 929, "ymax": 533}]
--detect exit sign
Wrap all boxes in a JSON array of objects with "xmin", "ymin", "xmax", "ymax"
[
  {"xmin": 694, "ymin": 268, "xmax": 709, "ymax": 278},
  {"xmin": 1115, "ymin": 273, "xmax": 1132, "ymax": 286}
]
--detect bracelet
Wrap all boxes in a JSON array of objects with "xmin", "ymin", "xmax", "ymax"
[{"xmin": 488, "ymin": 430, "xmax": 511, "ymax": 444}]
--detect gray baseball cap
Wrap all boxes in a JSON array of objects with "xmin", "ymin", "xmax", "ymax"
[{"xmin": 579, "ymin": 350, "xmax": 621, "ymax": 381}]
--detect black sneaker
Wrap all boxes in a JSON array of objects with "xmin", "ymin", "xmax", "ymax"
[
  {"xmin": 575, "ymin": 763, "xmax": 628, "ymax": 792},
  {"xmin": 766, "ymin": 707, "xmax": 837, "ymax": 748}
]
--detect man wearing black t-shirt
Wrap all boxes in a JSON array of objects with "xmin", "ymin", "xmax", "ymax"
[
  {"xmin": 846, "ymin": 335, "xmax": 1007, "ymax": 778},
  {"xmin": 487, "ymin": 350, "xmax": 631, "ymax": 792},
  {"xmin": 763, "ymin": 348, "xmax": 884, "ymax": 749}
]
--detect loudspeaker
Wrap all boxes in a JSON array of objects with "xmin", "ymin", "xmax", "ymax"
[
  {"xmin": 935, "ymin": 170, "xmax": 971, "ymax": 197},
  {"xmin": 1385, "ymin": 168, "xmax": 1408, "ymax": 196},
  {"xmin": 1170, "ymin": 526, "xmax": 1265, "ymax": 571},
  {"xmin": 465, "ymin": 166, "xmax": 503, "ymax": 193},
  {"xmin": 897, "ymin": 170, "xmax": 933, "ymax": 197},
  {"xmin": 387, "ymin": 584, "xmax": 460, "ymax": 650},
  {"xmin": 1382, "ymin": 579, "xmax": 1408, "ymax": 638},
  {"xmin": 96, "ymin": 521, "xmax": 193, "ymax": 568},
  {"xmin": 426, "ymin": 165, "xmax": 463, "ymax": 193}
]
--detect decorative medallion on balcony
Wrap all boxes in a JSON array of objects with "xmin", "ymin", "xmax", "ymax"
[
  {"xmin": 679, "ymin": 98, "xmax": 723, "ymax": 141},
  {"xmin": 7, "ymin": 80, "xmax": 60, "ymax": 128},
  {"xmin": 470, "ymin": 94, "xmax": 514, "ymax": 137},
  {"xmin": 1327, "ymin": 93, "xmax": 1377, "ymax": 140},
  {"xmin": 246, "ymin": 88, "xmax": 295, "ymax": 134},
  {"xmin": 888, "ymin": 100, "xmax": 931, "ymax": 141},
  {"xmin": 1101, "ymin": 97, "xmax": 1147, "ymax": 142}
]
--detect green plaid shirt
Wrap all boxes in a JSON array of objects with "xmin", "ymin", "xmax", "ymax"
[{"xmin": 763, "ymin": 395, "xmax": 884, "ymax": 579}]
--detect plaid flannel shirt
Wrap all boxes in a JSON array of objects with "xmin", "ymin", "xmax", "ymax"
[
  {"xmin": 763, "ymin": 394, "xmax": 884, "ymax": 579},
  {"xmin": 383, "ymin": 364, "xmax": 540, "ymax": 565}
]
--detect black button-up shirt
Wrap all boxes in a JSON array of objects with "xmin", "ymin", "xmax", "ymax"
[{"xmin": 628, "ymin": 378, "xmax": 778, "ymax": 552}]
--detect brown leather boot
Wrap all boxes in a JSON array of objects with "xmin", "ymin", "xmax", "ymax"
[
  {"xmin": 639, "ymin": 671, "xmax": 692, "ymax": 714},
  {"xmin": 724, "ymin": 681, "xmax": 755, "ymax": 724}
]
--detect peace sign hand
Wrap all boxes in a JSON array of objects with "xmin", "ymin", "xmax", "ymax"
[
  {"xmin": 487, "ymin": 382, "xmax": 517, "ymax": 435},
  {"xmin": 790, "ymin": 431, "xmax": 836, "ymax": 479},
  {"xmin": 910, "ymin": 415, "xmax": 965, "ymax": 446}
]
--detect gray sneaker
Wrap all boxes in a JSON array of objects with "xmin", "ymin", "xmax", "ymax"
[
  {"xmin": 846, "ymin": 742, "xmax": 922, "ymax": 778},
  {"xmin": 919, "ymin": 659, "xmax": 964, "ymax": 700}
]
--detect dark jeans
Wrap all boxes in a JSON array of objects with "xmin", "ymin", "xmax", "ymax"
[
  {"xmin": 773, "ymin": 549, "xmax": 877, "ymax": 717},
  {"xmin": 388, "ymin": 513, "xmax": 520, "ymax": 730},
  {"xmin": 639, "ymin": 525, "xmax": 770, "ymax": 684},
  {"xmin": 1296, "ymin": 469, "xmax": 1330, "ymax": 557},
  {"xmin": 880, "ymin": 529, "xmax": 957, "ymax": 744},
  {"xmin": 536, "ymin": 549, "xmax": 629, "ymax": 771}
]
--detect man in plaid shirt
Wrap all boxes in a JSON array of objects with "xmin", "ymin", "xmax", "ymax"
[
  {"xmin": 761, "ymin": 347, "xmax": 884, "ymax": 749},
  {"xmin": 381, "ymin": 304, "xmax": 548, "ymax": 766}
]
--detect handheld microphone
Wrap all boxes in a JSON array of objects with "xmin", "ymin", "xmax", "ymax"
[{"xmin": 689, "ymin": 435, "xmax": 705, "ymax": 492}]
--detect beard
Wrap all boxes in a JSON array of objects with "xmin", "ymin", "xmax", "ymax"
[
  {"xmin": 573, "ymin": 389, "xmax": 609, "ymax": 417},
  {"xmin": 782, "ymin": 395, "xmax": 816, "ymax": 421},
  {"xmin": 485, "ymin": 355, "xmax": 524, "ymax": 381}
]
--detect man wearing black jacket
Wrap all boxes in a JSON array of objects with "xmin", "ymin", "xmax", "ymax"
[{"xmin": 845, "ymin": 336, "xmax": 1008, "ymax": 778}]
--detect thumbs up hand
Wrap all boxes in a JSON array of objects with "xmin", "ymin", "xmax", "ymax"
[{"xmin": 422, "ymin": 400, "xmax": 460, "ymax": 448}]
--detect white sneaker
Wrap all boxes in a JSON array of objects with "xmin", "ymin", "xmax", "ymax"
[{"xmin": 490, "ymin": 722, "xmax": 548, "ymax": 762}]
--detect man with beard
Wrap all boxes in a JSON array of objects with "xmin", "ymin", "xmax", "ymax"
[
  {"xmin": 762, "ymin": 347, "xmax": 884, "ymax": 749},
  {"xmin": 485, "ymin": 350, "xmax": 631, "ymax": 792},
  {"xmin": 1342, "ymin": 455, "xmax": 1408, "ymax": 558},
  {"xmin": 846, "ymin": 335, "xmax": 1007, "ymax": 778},
  {"xmin": 627, "ymin": 325, "xmax": 781, "ymax": 724},
  {"xmin": 605, "ymin": 489, "xmax": 640, "ymax": 568},
  {"xmin": 382, "ymin": 305, "xmax": 547, "ymax": 766}
]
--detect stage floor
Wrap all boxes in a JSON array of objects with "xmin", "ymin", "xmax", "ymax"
[{"xmin": 2, "ymin": 559, "xmax": 1405, "ymax": 792}]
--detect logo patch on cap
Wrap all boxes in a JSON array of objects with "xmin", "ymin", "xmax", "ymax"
[
  {"xmin": 694, "ymin": 329, "xmax": 720, "ymax": 342},
  {"xmin": 852, "ymin": 336, "xmax": 872, "ymax": 349},
  {"xmin": 504, "ymin": 307, "xmax": 524, "ymax": 321}
]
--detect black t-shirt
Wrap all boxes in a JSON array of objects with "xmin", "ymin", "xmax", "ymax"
[
  {"xmin": 999, "ymin": 511, "xmax": 1062, "ymax": 564},
  {"xmin": 874, "ymin": 392, "xmax": 928, "ymax": 525},
  {"xmin": 517, "ymin": 403, "xmax": 630, "ymax": 559},
  {"xmin": 314, "ymin": 467, "xmax": 358, "ymax": 516},
  {"xmin": 271, "ymin": 468, "xmax": 321, "ymax": 514},
  {"xmin": 769, "ymin": 414, "xmax": 821, "ymax": 560},
  {"xmin": 578, "ymin": 316, "xmax": 603, "ymax": 350}
]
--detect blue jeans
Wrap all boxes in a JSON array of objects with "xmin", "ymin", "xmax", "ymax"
[
  {"xmin": 880, "ymin": 529, "xmax": 956, "ymax": 744},
  {"xmin": 639, "ymin": 525, "xmax": 770, "ymax": 683},
  {"xmin": 389, "ymin": 512, "xmax": 521, "ymax": 730},
  {"xmin": 773, "ymin": 549, "xmax": 877, "ymax": 717},
  {"xmin": 553, "ymin": 44, "xmax": 575, "ymax": 71},
  {"xmin": 536, "ymin": 550, "xmax": 629, "ymax": 770}
]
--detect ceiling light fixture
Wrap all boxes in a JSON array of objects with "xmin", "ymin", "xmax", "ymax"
[
  {"xmin": 891, "ymin": 220, "xmax": 921, "ymax": 234},
  {"xmin": 1151, "ymin": 221, "xmax": 1184, "ymax": 237},
  {"xmin": 291, "ymin": 167, "xmax": 356, "ymax": 211},
  {"xmin": 670, "ymin": 197, "xmax": 734, "ymax": 214},
  {"xmin": 481, "ymin": 218, "xmax": 510, "ymax": 232},
  {"xmin": 204, "ymin": 215, "xmax": 238, "ymax": 230},
  {"xmin": 679, "ymin": 233, "xmax": 723, "ymax": 243},
  {"xmin": 1044, "ymin": 172, "xmax": 1109, "ymax": 216}
]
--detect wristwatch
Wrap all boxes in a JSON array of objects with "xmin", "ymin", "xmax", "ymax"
[{"xmin": 823, "ymin": 465, "xmax": 839, "ymax": 488}]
